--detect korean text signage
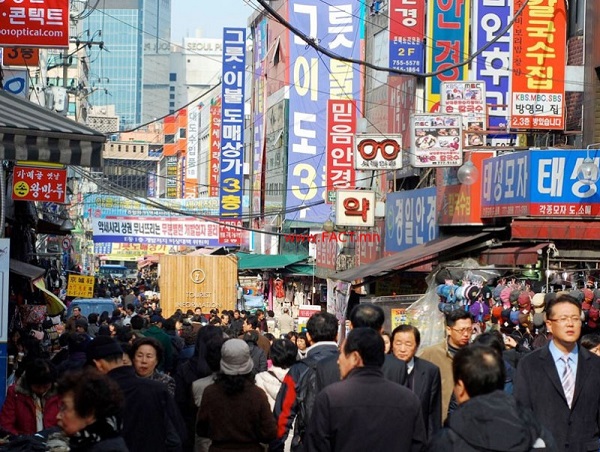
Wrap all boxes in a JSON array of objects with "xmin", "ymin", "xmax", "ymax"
[
  {"xmin": 389, "ymin": 0, "xmax": 425, "ymax": 73},
  {"xmin": 13, "ymin": 166, "xmax": 67, "ymax": 203},
  {"xmin": 472, "ymin": 0, "xmax": 512, "ymax": 144},
  {"xmin": 166, "ymin": 156, "xmax": 178, "ymax": 199},
  {"xmin": 287, "ymin": 0, "xmax": 361, "ymax": 222},
  {"xmin": 354, "ymin": 134, "xmax": 402, "ymax": 170},
  {"xmin": 185, "ymin": 103, "xmax": 200, "ymax": 197},
  {"xmin": 2, "ymin": 47, "xmax": 39, "ymax": 66},
  {"xmin": 425, "ymin": 0, "xmax": 471, "ymax": 111},
  {"xmin": 326, "ymin": 99, "xmax": 356, "ymax": 202},
  {"xmin": 481, "ymin": 150, "xmax": 600, "ymax": 217},
  {"xmin": 0, "ymin": 0, "xmax": 68, "ymax": 48},
  {"xmin": 510, "ymin": 0, "xmax": 566, "ymax": 130},
  {"xmin": 209, "ymin": 99, "xmax": 222, "ymax": 198},
  {"xmin": 410, "ymin": 114, "xmax": 463, "ymax": 167},
  {"xmin": 385, "ymin": 187, "xmax": 438, "ymax": 252},
  {"xmin": 335, "ymin": 190, "xmax": 375, "ymax": 227},
  {"xmin": 67, "ymin": 275, "xmax": 94, "ymax": 298},
  {"xmin": 440, "ymin": 81, "xmax": 486, "ymax": 147},
  {"xmin": 437, "ymin": 151, "xmax": 495, "ymax": 225},
  {"xmin": 82, "ymin": 194, "xmax": 219, "ymax": 218},
  {"xmin": 92, "ymin": 217, "xmax": 220, "ymax": 247},
  {"xmin": 219, "ymin": 28, "xmax": 246, "ymax": 219}
]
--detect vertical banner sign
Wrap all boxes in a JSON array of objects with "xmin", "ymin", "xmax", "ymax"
[
  {"xmin": 252, "ymin": 18, "xmax": 268, "ymax": 217},
  {"xmin": 440, "ymin": 81, "xmax": 487, "ymax": 146},
  {"xmin": 510, "ymin": 0, "xmax": 566, "ymax": 130},
  {"xmin": 0, "ymin": 239, "xmax": 9, "ymax": 408},
  {"xmin": 147, "ymin": 171, "xmax": 156, "ymax": 198},
  {"xmin": 209, "ymin": 99, "xmax": 222, "ymax": 198},
  {"xmin": 410, "ymin": 113, "xmax": 463, "ymax": 167},
  {"xmin": 0, "ymin": 0, "xmax": 69, "ymax": 48},
  {"xmin": 219, "ymin": 28, "xmax": 246, "ymax": 219},
  {"xmin": 389, "ymin": 0, "xmax": 426, "ymax": 74},
  {"xmin": 287, "ymin": 0, "xmax": 361, "ymax": 222},
  {"xmin": 425, "ymin": 0, "xmax": 471, "ymax": 111},
  {"xmin": 186, "ymin": 104, "xmax": 200, "ymax": 198},
  {"xmin": 385, "ymin": 187, "xmax": 438, "ymax": 252},
  {"xmin": 166, "ymin": 156, "xmax": 178, "ymax": 198},
  {"xmin": 326, "ymin": 99, "xmax": 356, "ymax": 202},
  {"xmin": 472, "ymin": 0, "xmax": 513, "ymax": 144}
]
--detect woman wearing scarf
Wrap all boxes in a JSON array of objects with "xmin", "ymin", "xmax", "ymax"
[{"xmin": 56, "ymin": 368, "xmax": 128, "ymax": 451}]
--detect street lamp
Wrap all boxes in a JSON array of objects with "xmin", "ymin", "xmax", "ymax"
[{"xmin": 457, "ymin": 159, "xmax": 479, "ymax": 185}]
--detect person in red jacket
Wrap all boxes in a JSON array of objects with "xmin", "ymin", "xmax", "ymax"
[{"xmin": 0, "ymin": 358, "xmax": 60, "ymax": 435}]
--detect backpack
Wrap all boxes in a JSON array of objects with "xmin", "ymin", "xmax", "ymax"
[{"xmin": 290, "ymin": 356, "xmax": 319, "ymax": 452}]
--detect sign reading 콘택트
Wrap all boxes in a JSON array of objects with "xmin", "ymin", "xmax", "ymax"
[
  {"xmin": 0, "ymin": 0, "xmax": 69, "ymax": 48},
  {"xmin": 481, "ymin": 150, "xmax": 600, "ymax": 218},
  {"xmin": 12, "ymin": 166, "xmax": 67, "ymax": 203}
]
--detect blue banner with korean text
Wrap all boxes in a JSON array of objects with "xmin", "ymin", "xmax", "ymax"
[
  {"xmin": 219, "ymin": 28, "xmax": 246, "ymax": 219},
  {"xmin": 385, "ymin": 187, "xmax": 438, "ymax": 252},
  {"xmin": 286, "ymin": 0, "xmax": 361, "ymax": 222}
]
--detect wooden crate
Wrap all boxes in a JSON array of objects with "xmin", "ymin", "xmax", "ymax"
[{"xmin": 158, "ymin": 255, "xmax": 237, "ymax": 317}]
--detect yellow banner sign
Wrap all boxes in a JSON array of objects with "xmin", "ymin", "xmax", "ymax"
[{"xmin": 67, "ymin": 274, "xmax": 95, "ymax": 298}]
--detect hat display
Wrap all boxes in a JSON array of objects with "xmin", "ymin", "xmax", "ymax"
[
  {"xmin": 86, "ymin": 337, "xmax": 123, "ymax": 361},
  {"xmin": 220, "ymin": 339, "xmax": 254, "ymax": 376}
]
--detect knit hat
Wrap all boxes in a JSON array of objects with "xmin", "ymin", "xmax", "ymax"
[
  {"xmin": 86, "ymin": 336, "xmax": 123, "ymax": 361},
  {"xmin": 220, "ymin": 339, "xmax": 253, "ymax": 375}
]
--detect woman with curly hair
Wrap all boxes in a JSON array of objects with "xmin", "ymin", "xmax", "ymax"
[
  {"xmin": 197, "ymin": 339, "xmax": 276, "ymax": 452},
  {"xmin": 56, "ymin": 368, "xmax": 127, "ymax": 451}
]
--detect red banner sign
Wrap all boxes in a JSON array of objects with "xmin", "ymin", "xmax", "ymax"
[
  {"xmin": 510, "ymin": 0, "xmax": 566, "ymax": 130},
  {"xmin": 218, "ymin": 219, "xmax": 243, "ymax": 246},
  {"xmin": 326, "ymin": 99, "xmax": 356, "ymax": 202},
  {"xmin": 13, "ymin": 166, "xmax": 67, "ymax": 203},
  {"xmin": 0, "ymin": 0, "xmax": 69, "ymax": 48}
]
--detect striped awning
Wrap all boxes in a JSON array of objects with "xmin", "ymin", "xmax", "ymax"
[{"xmin": 0, "ymin": 90, "xmax": 105, "ymax": 167}]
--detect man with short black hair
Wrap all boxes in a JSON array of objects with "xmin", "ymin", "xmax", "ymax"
[
  {"xmin": 428, "ymin": 345, "xmax": 555, "ymax": 451},
  {"xmin": 316, "ymin": 303, "xmax": 407, "ymax": 389},
  {"xmin": 241, "ymin": 315, "xmax": 271, "ymax": 357},
  {"xmin": 515, "ymin": 294, "xmax": 600, "ymax": 451},
  {"xmin": 87, "ymin": 336, "xmax": 186, "ymax": 451},
  {"xmin": 273, "ymin": 311, "xmax": 339, "ymax": 452},
  {"xmin": 420, "ymin": 309, "xmax": 472, "ymax": 422},
  {"xmin": 306, "ymin": 328, "xmax": 426, "ymax": 452}
]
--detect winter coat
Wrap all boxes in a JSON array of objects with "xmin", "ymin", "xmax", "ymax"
[
  {"xmin": 197, "ymin": 381, "xmax": 276, "ymax": 452},
  {"xmin": 0, "ymin": 376, "xmax": 60, "ymax": 436},
  {"xmin": 255, "ymin": 366, "xmax": 289, "ymax": 410},
  {"xmin": 247, "ymin": 341, "xmax": 267, "ymax": 374},
  {"xmin": 428, "ymin": 390, "xmax": 557, "ymax": 451}
]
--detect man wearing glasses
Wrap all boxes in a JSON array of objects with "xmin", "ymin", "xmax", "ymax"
[
  {"xmin": 514, "ymin": 294, "xmax": 600, "ymax": 451},
  {"xmin": 419, "ymin": 309, "xmax": 473, "ymax": 423}
]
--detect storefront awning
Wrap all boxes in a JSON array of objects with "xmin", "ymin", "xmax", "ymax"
[
  {"xmin": 512, "ymin": 219, "xmax": 600, "ymax": 241},
  {"xmin": 284, "ymin": 264, "xmax": 316, "ymax": 276},
  {"xmin": 237, "ymin": 253, "xmax": 308, "ymax": 270},
  {"xmin": 9, "ymin": 259, "xmax": 45, "ymax": 281},
  {"xmin": 332, "ymin": 233, "xmax": 492, "ymax": 283},
  {"xmin": 480, "ymin": 243, "xmax": 549, "ymax": 267},
  {"xmin": 0, "ymin": 90, "xmax": 105, "ymax": 167}
]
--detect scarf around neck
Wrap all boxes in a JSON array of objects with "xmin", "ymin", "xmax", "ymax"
[{"xmin": 68, "ymin": 415, "xmax": 122, "ymax": 451}]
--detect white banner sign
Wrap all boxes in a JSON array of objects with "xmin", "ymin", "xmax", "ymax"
[
  {"xmin": 354, "ymin": 134, "xmax": 403, "ymax": 170},
  {"xmin": 410, "ymin": 113, "xmax": 463, "ymax": 167}
]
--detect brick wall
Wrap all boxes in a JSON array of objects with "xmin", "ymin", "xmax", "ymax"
[{"xmin": 565, "ymin": 36, "xmax": 584, "ymax": 132}]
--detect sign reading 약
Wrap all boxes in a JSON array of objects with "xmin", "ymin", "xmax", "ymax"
[{"xmin": 335, "ymin": 190, "xmax": 376, "ymax": 227}]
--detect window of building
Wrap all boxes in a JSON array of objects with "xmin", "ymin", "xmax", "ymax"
[
  {"xmin": 169, "ymin": 73, "xmax": 177, "ymax": 81},
  {"xmin": 165, "ymin": 134, "xmax": 175, "ymax": 144}
]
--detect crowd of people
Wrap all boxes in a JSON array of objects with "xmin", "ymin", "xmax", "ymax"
[{"xmin": 1, "ymin": 288, "xmax": 600, "ymax": 451}]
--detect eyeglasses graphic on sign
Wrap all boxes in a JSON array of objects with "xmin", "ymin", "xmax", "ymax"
[{"xmin": 356, "ymin": 138, "xmax": 401, "ymax": 161}]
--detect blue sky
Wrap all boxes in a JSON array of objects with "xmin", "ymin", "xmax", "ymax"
[{"xmin": 171, "ymin": 0, "xmax": 256, "ymax": 42}]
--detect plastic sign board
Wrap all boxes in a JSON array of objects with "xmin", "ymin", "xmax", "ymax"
[
  {"xmin": 440, "ymin": 81, "xmax": 487, "ymax": 147},
  {"xmin": 66, "ymin": 275, "xmax": 95, "ymax": 298},
  {"xmin": 410, "ymin": 114, "xmax": 463, "ymax": 167},
  {"xmin": 354, "ymin": 134, "xmax": 403, "ymax": 170},
  {"xmin": 481, "ymin": 149, "xmax": 600, "ymax": 217},
  {"xmin": 12, "ymin": 166, "xmax": 67, "ymax": 203},
  {"xmin": 2, "ymin": 47, "xmax": 39, "ymax": 66},
  {"xmin": 0, "ymin": 0, "xmax": 69, "ymax": 48},
  {"xmin": 326, "ymin": 99, "xmax": 356, "ymax": 202},
  {"xmin": 335, "ymin": 190, "xmax": 376, "ymax": 227},
  {"xmin": 389, "ymin": 0, "xmax": 426, "ymax": 74}
]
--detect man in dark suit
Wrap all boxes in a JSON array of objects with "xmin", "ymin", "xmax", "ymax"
[
  {"xmin": 306, "ymin": 328, "xmax": 426, "ymax": 452},
  {"xmin": 392, "ymin": 324, "xmax": 441, "ymax": 439},
  {"xmin": 514, "ymin": 294, "xmax": 600, "ymax": 451},
  {"xmin": 315, "ymin": 303, "xmax": 407, "ymax": 390}
]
